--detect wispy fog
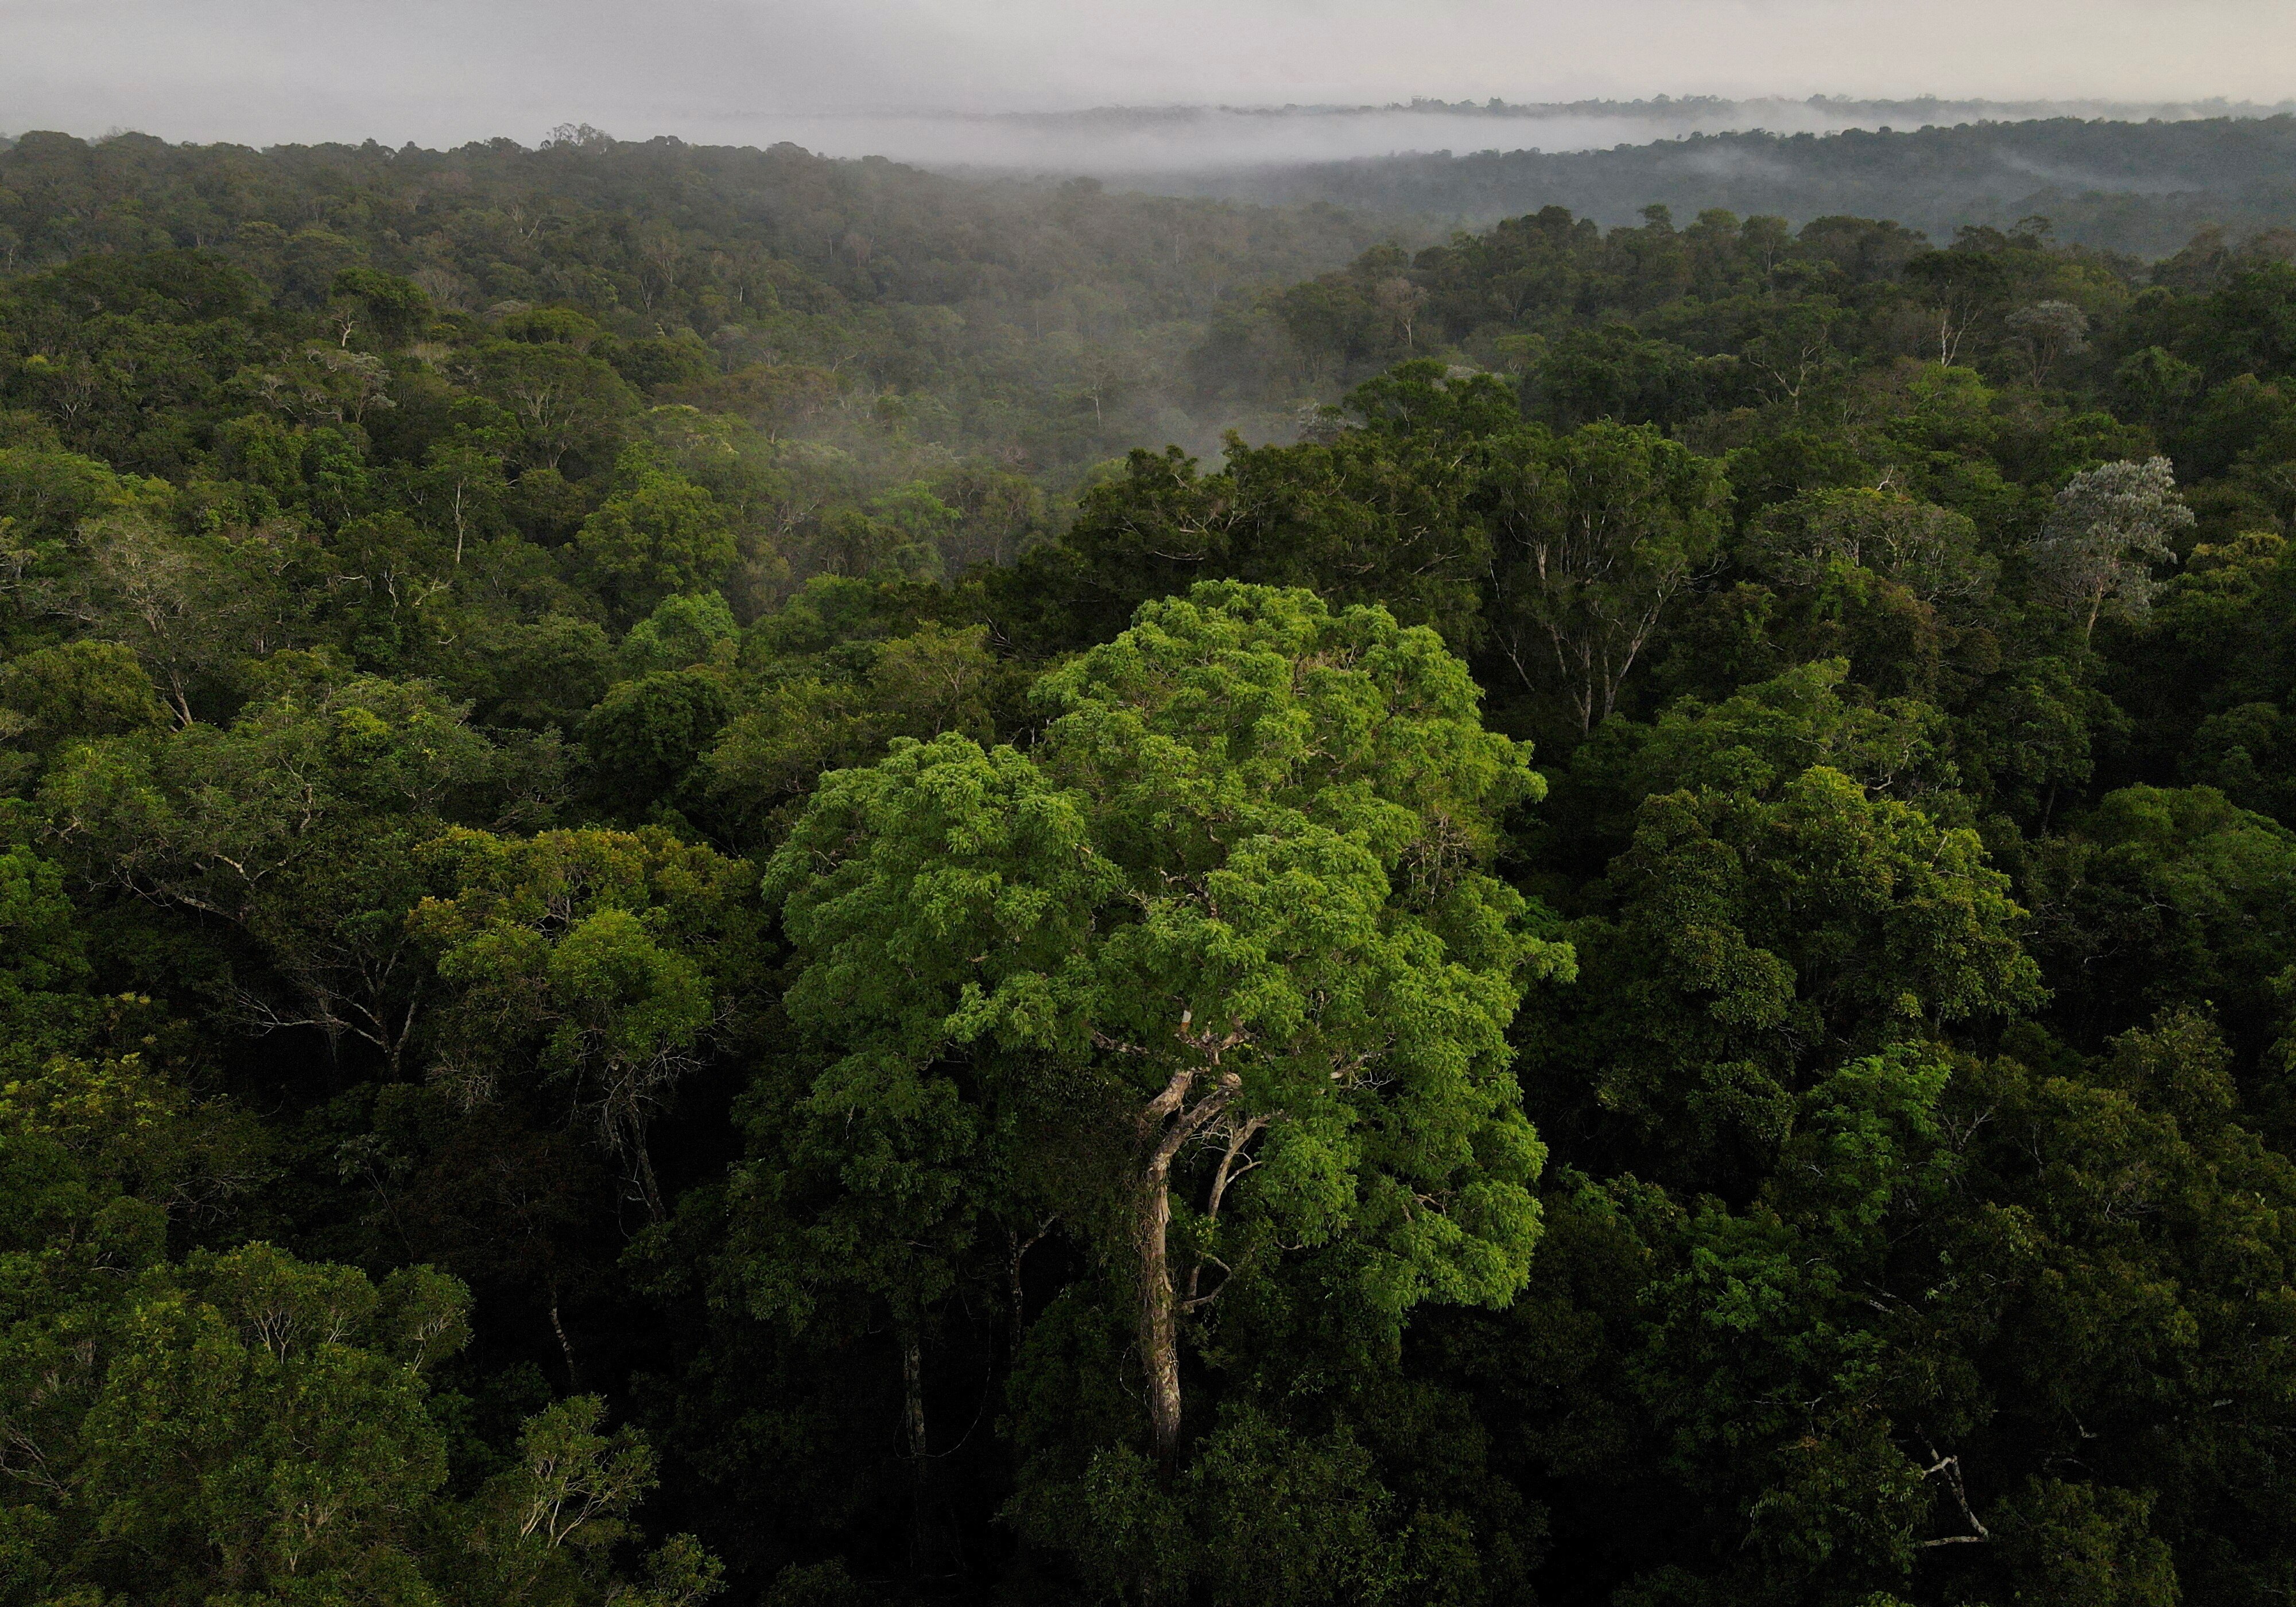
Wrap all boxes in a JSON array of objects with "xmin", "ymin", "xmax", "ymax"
[{"xmin": 728, "ymin": 99, "xmax": 2296, "ymax": 177}]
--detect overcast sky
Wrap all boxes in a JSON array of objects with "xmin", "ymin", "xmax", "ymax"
[{"xmin": 7, "ymin": 0, "xmax": 2295, "ymax": 155}]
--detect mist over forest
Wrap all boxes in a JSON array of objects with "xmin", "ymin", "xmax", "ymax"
[
  {"xmin": 1142, "ymin": 112, "xmax": 2296, "ymax": 255},
  {"xmin": 638, "ymin": 95, "xmax": 2296, "ymax": 175},
  {"xmin": 15, "ymin": 43, "xmax": 2296, "ymax": 1607}
]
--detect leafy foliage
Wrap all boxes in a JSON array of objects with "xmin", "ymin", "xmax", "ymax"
[{"xmin": 11, "ymin": 125, "xmax": 2296, "ymax": 1607}]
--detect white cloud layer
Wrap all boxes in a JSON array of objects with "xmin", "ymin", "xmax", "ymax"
[{"xmin": 5, "ymin": 0, "xmax": 2293, "ymax": 156}]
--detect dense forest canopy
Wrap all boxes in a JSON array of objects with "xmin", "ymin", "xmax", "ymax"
[
  {"xmin": 0, "ymin": 127, "xmax": 1394, "ymax": 473},
  {"xmin": 7, "ymin": 122, "xmax": 2296, "ymax": 1607}
]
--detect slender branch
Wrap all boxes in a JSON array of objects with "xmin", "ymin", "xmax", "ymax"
[{"xmin": 1915, "ymin": 1447, "xmax": 1991, "ymax": 1550}]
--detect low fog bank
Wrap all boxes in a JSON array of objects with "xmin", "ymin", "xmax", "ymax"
[
  {"xmin": 709, "ymin": 96, "xmax": 2296, "ymax": 177},
  {"xmin": 1111, "ymin": 115, "xmax": 2296, "ymax": 259}
]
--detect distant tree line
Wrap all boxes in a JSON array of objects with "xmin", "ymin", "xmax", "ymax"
[{"xmin": 1164, "ymin": 114, "xmax": 2296, "ymax": 258}]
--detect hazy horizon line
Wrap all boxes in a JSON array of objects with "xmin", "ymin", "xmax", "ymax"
[{"xmin": 13, "ymin": 94, "xmax": 2296, "ymax": 179}]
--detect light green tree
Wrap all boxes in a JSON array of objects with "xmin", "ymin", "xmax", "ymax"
[{"xmin": 765, "ymin": 583, "xmax": 1573, "ymax": 1475}]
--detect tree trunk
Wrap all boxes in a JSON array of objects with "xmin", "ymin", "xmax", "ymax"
[
  {"xmin": 1009, "ymin": 1241, "xmax": 1029, "ymax": 1349},
  {"xmin": 548, "ymin": 1290, "xmax": 580, "ymax": 1392},
  {"xmin": 1133, "ymin": 1055, "xmax": 1239, "ymax": 1482},
  {"xmin": 1006, "ymin": 1220, "xmax": 1050, "ymax": 1360},
  {"xmin": 899, "ymin": 1319, "xmax": 960, "ymax": 1580},
  {"xmin": 901, "ymin": 1321, "xmax": 929, "ymax": 1465},
  {"xmin": 1137, "ymin": 1156, "xmax": 1184, "ymax": 1481},
  {"xmin": 631, "ymin": 1129, "xmax": 665, "ymax": 1222}
]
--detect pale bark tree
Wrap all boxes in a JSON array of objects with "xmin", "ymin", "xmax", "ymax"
[{"xmin": 2026, "ymin": 456, "xmax": 2194, "ymax": 640}]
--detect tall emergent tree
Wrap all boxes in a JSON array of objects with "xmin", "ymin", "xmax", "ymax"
[
  {"xmin": 2027, "ymin": 456, "xmax": 2196, "ymax": 641},
  {"xmin": 763, "ymin": 583, "xmax": 1573, "ymax": 1476}
]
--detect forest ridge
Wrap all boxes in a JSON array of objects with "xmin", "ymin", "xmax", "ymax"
[
  {"xmin": 3, "ymin": 125, "xmax": 2296, "ymax": 1607},
  {"xmin": 1158, "ymin": 113, "xmax": 2296, "ymax": 257}
]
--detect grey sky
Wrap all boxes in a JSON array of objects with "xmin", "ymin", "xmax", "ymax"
[{"xmin": 6, "ymin": 0, "xmax": 2294, "ymax": 157}]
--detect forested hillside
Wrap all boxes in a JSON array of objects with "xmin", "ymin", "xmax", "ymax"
[
  {"xmin": 1161, "ymin": 114, "xmax": 2296, "ymax": 257},
  {"xmin": 9, "ymin": 127, "xmax": 2296, "ymax": 1607},
  {"xmin": 0, "ymin": 127, "xmax": 1391, "ymax": 473}
]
